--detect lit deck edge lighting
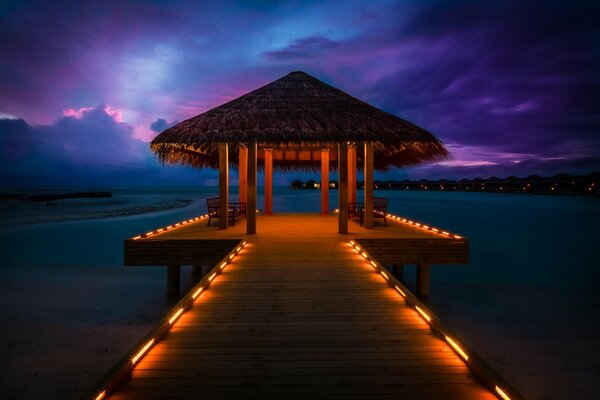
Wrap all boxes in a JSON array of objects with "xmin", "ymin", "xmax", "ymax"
[
  {"xmin": 496, "ymin": 386, "xmax": 511, "ymax": 400},
  {"xmin": 445, "ymin": 335, "xmax": 469, "ymax": 360},
  {"xmin": 379, "ymin": 210, "xmax": 465, "ymax": 239},
  {"xmin": 415, "ymin": 305, "xmax": 431, "ymax": 322},
  {"xmin": 192, "ymin": 287, "xmax": 203, "ymax": 300},
  {"xmin": 131, "ymin": 213, "xmax": 210, "ymax": 240},
  {"xmin": 349, "ymin": 239, "xmax": 523, "ymax": 400},
  {"xmin": 87, "ymin": 239, "xmax": 245, "ymax": 400},
  {"xmin": 394, "ymin": 285, "xmax": 406, "ymax": 297},
  {"xmin": 168, "ymin": 308, "xmax": 184, "ymax": 325},
  {"xmin": 132, "ymin": 338, "xmax": 155, "ymax": 365}
]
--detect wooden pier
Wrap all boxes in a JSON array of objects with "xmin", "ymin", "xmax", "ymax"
[{"xmin": 90, "ymin": 214, "xmax": 522, "ymax": 400}]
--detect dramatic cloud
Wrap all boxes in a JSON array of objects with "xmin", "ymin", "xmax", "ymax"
[
  {"xmin": 150, "ymin": 118, "xmax": 177, "ymax": 133},
  {"xmin": 0, "ymin": 106, "xmax": 214, "ymax": 185},
  {"xmin": 0, "ymin": 0, "xmax": 598, "ymax": 184}
]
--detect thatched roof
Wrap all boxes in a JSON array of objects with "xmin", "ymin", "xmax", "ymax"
[{"xmin": 151, "ymin": 71, "xmax": 448, "ymax": 171}]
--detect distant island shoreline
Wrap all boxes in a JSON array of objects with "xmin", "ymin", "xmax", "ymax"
[{"xmin": 289, "ymin": 172, "xmax": 599, "ymax": 196}]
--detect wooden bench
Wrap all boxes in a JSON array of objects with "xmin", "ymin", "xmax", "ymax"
[
  {"xmin": 207, "ymin": 197, "xmax": 246, "ymax": 226},
  {"xmin": 349, "ymin": 197, "xmax": 388, "ymax": 226}
]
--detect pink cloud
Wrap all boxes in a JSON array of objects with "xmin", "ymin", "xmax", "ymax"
[{"xmin": 63, "ymin": 104, "xmax": 122, "ymax": 122}]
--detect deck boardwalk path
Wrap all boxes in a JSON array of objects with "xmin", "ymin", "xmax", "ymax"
[{"xmin": 111, "ymin": 215, "xmax": 494, "ymax": 399}]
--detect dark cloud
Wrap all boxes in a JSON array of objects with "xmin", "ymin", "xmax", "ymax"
[
  {"xmin": 265, "ymin": 36, "xmax": 339, "ymax": 60},
  {"xmin": 150, "ymin": 118, "xmax": 177, "ymax": 133}
]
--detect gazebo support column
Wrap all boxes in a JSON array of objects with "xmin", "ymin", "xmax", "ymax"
[
  {"xmin": 348, "ymin": 145, "xmax": 356, "ymax": 204},
  {"xmin": 338, "ymin": 143, "xmax": 348, "ymax": 234},
  {"xmin": 364, "ymin": 142, "xmax": 374, "ymax": 229},
  {"xmin": 219, "ymin": 143, "xmax": 229, "ymax": 230},
  {"xmin": 247, "ymin": 142, "xmax": 257, "ymax": 234},
  {"xmin": 417, "ymin": 263, "xmax": 430, "ymax": 297},
  {"xmin": 321, "ymin": 148, "xmax": 329, "ymax": 214},
  {"xmin": 166, "ymin": 265, "xmax": 180, "ymax": 298},
  {"xmin": 238, "ymin": 146, "xmax": 247, "ymax": 204},
  {"xmin": 264, "ymin": 148, "xmax": 273, "ymax": 215}
]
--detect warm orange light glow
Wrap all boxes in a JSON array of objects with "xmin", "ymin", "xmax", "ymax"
[
  {"xmin": 415, "ymin": 306, "xmax": 431, "ymax": 322},
  {"xmin": 167, "ymin": 225, "xmax": 173, "ymax": 229},
  {"xmin": 415, "ymin": 223, "xmax": 421, "ymax": 227},
  {"xmin": 208, "ymin": 272, "xmax": 217, "ymax": 281},
  {"xmin": 236, "ymin": 246, "xmax": 242, "ymax": 252},
  {"xmin": 495, "ymin": 386, "xmax": 511, "ymax": 400},
  {"xmin": 175, "ymin": 223, "xmax": 180, "ymax": 226},
  {"xmin": 192, "ymin": 287, "xmax": 203, "ymax": 300},
  {"xmin": 349, "ymin": 240, "xmax": 355, "ymax": 246},
  {"xmin": 361, "ymin": 252, "xmax": 368, "ymax": 259},
  {"xmin": 394, "ymin": 285, "xmax": 406, "ymax": 297},
  {"xmin": 431, "ymin": 228, "xmax": 438, "ymax": 232},
  {"xmin": 94, "ymin": 390, "xmax": 105, "ymax": 400},
  {"xmin": 442, "ymin": 231, "xmax": 450, "ymax": 236},
  {"xmin": 132, "ymin": 338, "xmax": 155, "ymax": 365},
  {"xmin": 454, "ymin": 235, "xmax": 461, "ymax": 239},
  {"xmin": 157, "ymin": 228, "xmax": 164, "ymax": 232},
  {"xmin": 380, "ymin": 271, "xmax": 388, "ymax": 280},
  {"xmin": 423, "ymin": 225, "xmax": 429, "ymax": 229},
  {"xmin": 133, "ymin": 236, "xmax": 141, "ymax": 240},
  {"xmin": 168, "ymin": 308, "xmax": 184, "ymax": 325},
  {"xmin": 445, "ymin": 335, "xmax": 469, "ymax": 360},
  {"xmin": 146, "ymin": 231, "xmax": 154, "ymax": 236}
]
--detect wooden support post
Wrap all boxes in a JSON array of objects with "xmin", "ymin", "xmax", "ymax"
[
  {"xmin": 338, "ymin": 143, "xmax": 348, "ymax": 234},
  {"xmin": 392, "ymin": 264, "xmax": 404, "ymax": 280},
  {"xmin": 238, "ymin": 146, "xmax": 247, "ymax": 204},
  {"xmin": 364, "ymin": 142, "xmax": 374, "ymax": 229},
  {"xmin": 348, "ymin": 145, "xmax": 356, "ymax": 204},
  {"xmin": 321, "ymin": 148, "xmax": 329, "ymax": 214},
  {"xmin": 264, "ymin": 148, "xmax": 273, "ymax": 215},
  {"xmin": 247, "ymin": 142, "xmax": 257, "ymax": 234},
  {"xmin": 417, "ymin": 263, "xmax": 430, "ymax": 297},
  {"xmin": 166, "ymin": 265, "xmax": 180, "ymax": 297},
  {"xmin": 191, "ymin": 265, "xmax": 203, "ymax": 283},
  {"xmin": 219, "ymin": 143, "xmax": 229, "ymax": 230}
]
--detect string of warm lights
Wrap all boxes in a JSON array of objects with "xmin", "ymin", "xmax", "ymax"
[
  {"xmin": 131, "ymin": 210, "xmax": 262, "ymax": 240},
  {"xmin": 348, "ymin": 239, "xmax": 521, "ymax": 400},
  {"xmin": 385, "ymin": 212, "xmax": 463, "ymax": 239},
  {"xmin": 132, "ymin": 213, "xmax": 211, "ymax": 240},
  {"xmin": 332, "ymin": 209, "xmax": 463, "ymax": 239},
  {"xmin": 90, "ymin": 239, "xmax": 247, "ymax": 400}
]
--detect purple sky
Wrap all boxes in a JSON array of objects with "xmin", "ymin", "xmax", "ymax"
[{"xmin": 1, "ymin": 0, "xmax": 599, "ymax": 185}]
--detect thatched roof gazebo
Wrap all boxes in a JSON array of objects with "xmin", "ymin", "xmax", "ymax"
[{"xmin": 151, "ymin": 71, "xmax": 448, "ymax": 234}]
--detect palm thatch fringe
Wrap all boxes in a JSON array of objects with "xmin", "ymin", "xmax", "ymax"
[{"xmin": 151, "ymin": 71, "xmax": 449, "ymax": 171}]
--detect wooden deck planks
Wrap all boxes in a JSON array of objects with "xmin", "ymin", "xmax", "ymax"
[{"xmin": 111, "ymin": 216, "xmax": 491, "ymax": 400}]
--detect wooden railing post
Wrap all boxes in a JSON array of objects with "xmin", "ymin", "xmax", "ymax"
[
  {"xmin": 417, "ymin": 263, "xmax": 430, "ymax": 297},
  {"xmin": 321, "ymin": 148, "xmax": 329, "ymax": 214},
  {"xmin": 364, "ymin": 142, "xmax": 374, "ymax": 229},
  {"xmin": 338, "ymin": 143, "xmax": 348, "ymax": 233},
  {"xmin": 247, "ymin": 142, "xmax": 257, "ymax": 234},
  {"xmin": 264, "ymin": 148, "xmax": 273, "ymax": 215},
  {"xmin": 238, "ymin": 146, "xmax": 247, "ymax": 204},
  {"xmin": 166, "ymin": 265, "xmax": 180, "ymax": 297},
  {"xmin": 219, "ymin": 143, "xmax": 229, "ymax": 230},
  {"xmin": 393, "ymin": 264, "xmax": 404, "ymax": 280},
  {"xmin": 348, "ymin": 144, "xmax": 356, "ymax": 204}
]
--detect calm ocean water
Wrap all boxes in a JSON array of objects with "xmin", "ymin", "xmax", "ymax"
[{"xmin": 0, "ymin": 186, "xmax": 598, "ymax": 399}]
